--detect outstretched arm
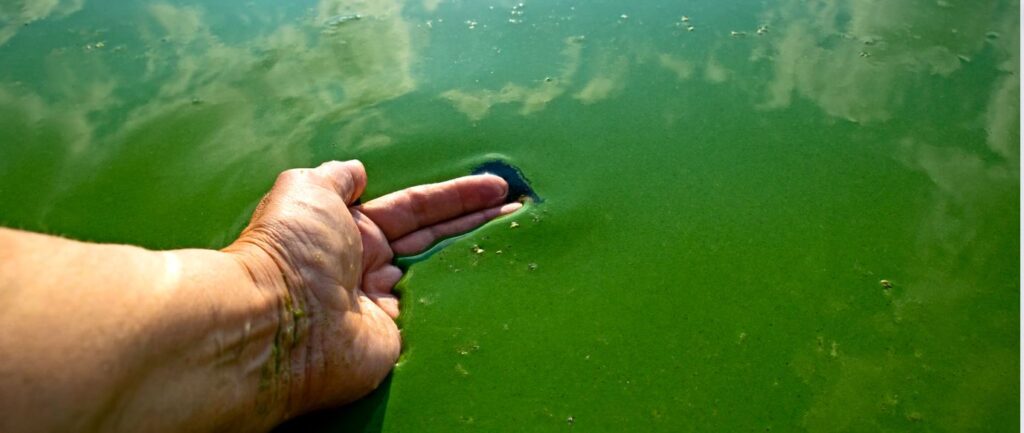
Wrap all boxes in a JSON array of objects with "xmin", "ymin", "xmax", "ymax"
[
  {"xmin": 0, "ymin": 230, "xmax": 288, "ymax": 432},
  {"xmin": 0, "ymin": 160, "xmax": 520, "ymax": 432}
]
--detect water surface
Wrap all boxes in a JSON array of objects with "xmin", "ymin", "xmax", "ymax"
[{"xmin": 0, "ymin": 0, "xmax": 1018, "ymax": 431}]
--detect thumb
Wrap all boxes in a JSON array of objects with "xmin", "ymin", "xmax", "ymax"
[{"xmin": 314, "ymin": 160, "xmax": 368, "ymax": 205}]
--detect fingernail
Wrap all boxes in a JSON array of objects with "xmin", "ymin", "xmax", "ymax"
[
  {"xmin": 499, "ymin": 202, "xmax": 523, "ymax": 215},
  {"xmin": 490, "ymin": 174, "xmax": 509, "ymax": 198},
  {"xmin": 474, "ymin": 173, "xmax": 509, "ymax": 197}
]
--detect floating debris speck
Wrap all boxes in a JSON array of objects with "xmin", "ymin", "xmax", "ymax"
[
  {"xmin": 510, "ymin": 221, "xmax": 520, "ymax": 228},
  {"xmin": 620, "ymin": 14, "xmax": 629, "ymax": 20}
]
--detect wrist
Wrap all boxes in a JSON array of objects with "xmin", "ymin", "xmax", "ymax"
[
  {"xmin": 146, "ymin": 247, "xmax": 297, "ymax": 432},
  {"xmin": 220, "ymin": 239, "xmax": 315, "ymax": 419},
  {"xmin": 222, "ymin": 238, "xmax": 291, "ymax": 304}
]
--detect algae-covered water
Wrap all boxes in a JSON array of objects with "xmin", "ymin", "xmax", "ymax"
[{"xmin": 0, "ymin": 0, "xmax": 1019, "ymax": 431}]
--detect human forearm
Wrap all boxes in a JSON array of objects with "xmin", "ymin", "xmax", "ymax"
[
  {"xmin": 0, "ymin": 161, "xmax": 517, "ymax": 432},
  {"xmin": 0, "ymin": 228, "xmax": 289, "ymax": 432}
]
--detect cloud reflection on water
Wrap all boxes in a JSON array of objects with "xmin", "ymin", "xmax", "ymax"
[
  {"xmin": 759, "ymin": 0, "xmax": 1014, "ymax": 125},
  {"xmin": 0, "ymin": 0, "xmax": 418, "ymax": 239},
  {"xmin": 0, "ymin": 0, "xmax": 84, "ymax": 46}
]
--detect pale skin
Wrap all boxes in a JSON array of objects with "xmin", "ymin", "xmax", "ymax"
[{"xmin": 0, "ymin": 160, "xmax": 521, "ymax": 432}]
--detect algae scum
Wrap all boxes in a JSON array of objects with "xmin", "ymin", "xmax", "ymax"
[{"xmin": 0, "ymin": 0, "xmax": 1018, "ymax": 431}]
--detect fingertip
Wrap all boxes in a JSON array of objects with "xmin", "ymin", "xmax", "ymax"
[
  {"xmin": 344, "ymin": 160, "xmax": 368, "ymax": 202},
  {"xmin": 317, "ymin": 160, "xmax": 368, "ymax": 204},
  {"xmin": 370, "ymin": 294, "xmax": 400, "ymax": 319},
  {"xmin": 498, "ymin": 202, "xmax": 523, "ymax": 215},
  {"xmin": 344, "ymin": 159, "xmax": 366, "ymax": 175},
  {"xmin": 364, "ymin": 265, "xmax": 403, "ymax": 294},
  {"xmin": 473, "ymin": 173, "xmax": 509, "ymax": 199}
]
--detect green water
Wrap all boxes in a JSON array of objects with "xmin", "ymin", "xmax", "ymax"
[{"xmin": 0, "ymin": 0, "xmax": 1019, "ymax": 431}]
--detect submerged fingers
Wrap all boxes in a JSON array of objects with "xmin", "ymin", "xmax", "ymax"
[
  {"xmin": 367, "ymin": 293, "xmax": 400, "ymax": 319},
  {"xmin": 363, "ymin": 265, "xmax": 403, "ymax": 295},
  {"xmin": 363, "ymin": 266, "xmax": 402, "ymax": 319}
]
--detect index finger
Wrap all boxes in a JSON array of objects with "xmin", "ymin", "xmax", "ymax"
[{"xmin": 357, "ymin": 174, "xmax": 509, "ymax": 240}]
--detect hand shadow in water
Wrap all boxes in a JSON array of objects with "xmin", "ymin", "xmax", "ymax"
[{"xmin": 271, "ymin": 374, "xmax": 393, "ymax": 433}]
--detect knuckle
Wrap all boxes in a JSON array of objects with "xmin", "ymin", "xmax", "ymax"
[
  {"xmin": 318, "ymin": 160, "xmax": 345, "ymax": 173},
  {"xmin": 425, "ymin": 225, "xmax": 443, "ymax": 241},
  {"xmin": 405, "ymin": 187, "xmax": 431, "ymax": 214},
  {"xmin": 315, "ymin": 161, "xmax": 357, "ymax": 196},
  {"xmin": 276, "ymin": 168, "xmax": 306, "ymax": 183}
]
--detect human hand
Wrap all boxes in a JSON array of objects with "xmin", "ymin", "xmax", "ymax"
[{"xmin": 226, "ymin": 160, "xmax": 520, "ymax": 417}]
